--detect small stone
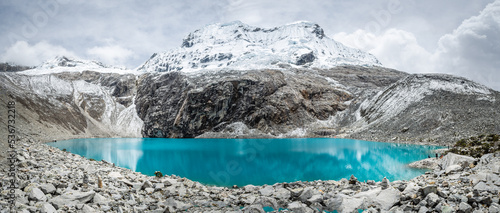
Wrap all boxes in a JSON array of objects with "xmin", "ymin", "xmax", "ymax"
[
  {"xmin": 418, "ymin": 206, "xmax": 429, "ymax": 213},
  {"xmin": 489, "ymin": 203, "xmax": 500, "ymax": 213},
  {"xmin": 242, "ymin": 204, "xmax": 265, "ymax": 213},
  {"xmin": 298, "ymin": 187, "xmax": 314, "ymax": 202},
  {"xmin": 259, "ymin": 185, "xmax": 274, "ymax": 196},
  {"xmin": 108, "ymin": 171, "xmax": 123, "ymax": 179},
  {"xmin": 76, "ymin": 204, "xmax": 84, "ymax": 209},
  {"xmin": 445, "ymin": 165, "xmax": 462, "ymax": 174},
  {"xmin": 145, "ymin": 188, "xmax": 155, "ymax": 194},
  {"xmin": 93, "ymin": 193, "xmax": 109, "ymax": 204},
  {"xmin": 459, "ymin": 202, "xmax": 472, "ymax": 213},
  {"xmin": 142, "ymin": 181, "xmax": 153, "ymax": 189},
  {"xmin": 274, "ymin": 188, "xmax": 291, "ymax": 200},
  {"xmin": 308, "ymin": 194, "xmax": 323, "ymax": 203},
  {"xmin": 288, "ymin": 201, "xmax": 307, "ymax": 209},
  {"xmin": 441, "ymin": 205, "xmax": 454, "ymax": 213},
  {"xmin": 381, "ymin": 177, "xmax": 390, "ymax": 189},
  {"xmin": 100, "ymin": 205, "xmax": 111, "ymax": 211},
  {"xmin": 425, "ymin": 193, "xmax": 440, "ymax": 208},
  {"xmin": 40, "ymin": 203, "xmax": 57, "ymax": 213},
  {"xmin": 349, "ymin": 175, "xmax": 358, "ymax": 184},
  {"xmin": 397, "ymin": 183, "xmax": 407, "ymax": 192},
  {"xmin": 325, "ymin": 195, "xmax": 343, "ymax": 211},
  {"xmin": 421, "ymin": 185, "xmax": 437, "ymax": 197},
  {"xmin": 97, "ymin": 175, "xmax": 103, "ymax": 188},
  {"xmin": 82, "ymin": 204, "xmax": 96, "ymax": 213},
  {"xmin": 154, "ymin": 183, "xmax": 164, "ymax": 189}
]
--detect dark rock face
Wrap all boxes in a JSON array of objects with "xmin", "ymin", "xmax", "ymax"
[
  {"xmin": 312, "ymin": 24, "xmax": 325, "ymax": 39},
  {"xmin": 135, "ymin": 66, "xmax": 406, "ymax": 138},
  {"xmin": 296, "ymin": 52, "xmax": 315, "ymax": 65},
  {"xmin": 0, "ymin": 63, "xmax": 33, "ymax": 72}
]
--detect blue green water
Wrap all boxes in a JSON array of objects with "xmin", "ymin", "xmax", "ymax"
[{"xmin": 47, "ymin": 138, "xmax": 441, "ymax": 187}]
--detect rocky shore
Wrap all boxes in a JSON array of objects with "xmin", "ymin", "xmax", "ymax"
[{"xmin": 1, "ymin": 137, "xmax": 499, "ymax": 213}]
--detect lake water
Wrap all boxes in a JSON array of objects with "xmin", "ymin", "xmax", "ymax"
[{"xmin": 47, "ymin": 138, "xmax": 441, "ymax": 187}]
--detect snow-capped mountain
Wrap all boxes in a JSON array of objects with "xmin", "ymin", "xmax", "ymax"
[
  {"xmin": 20, "ymin": 56, "xmax": 137, "ymax": 75},
  {"xmin": 137, "ymin": 21, "xmax": 381, "ymax": 73}
]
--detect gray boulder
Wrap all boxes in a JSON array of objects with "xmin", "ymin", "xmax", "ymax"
[
  {"xmin": 49, "ymin": 190, "xmax": 95, "ymax": 209},
  {"xmin": 374, "ymin": 187, "xmax": 401, "ymax": 210},
  {"xmin": 421, "ymin": 185, "xmax": 437, "ymax": 197},
  {"xmin": 259, "ymin": 185, "xmax": 274, "ymax": 196},
  {"xmin": 458, "ymin": 202, "xmax": 472, "ymax": 213},
  {"xmin": 28, "ymin": 188, "xmax": 47, "ymax": 202},
  {"xmin": 425, "ymin": 193, "xmax": 440, "ymax": 208},
  {"xmin": 439, "ymin": 153, "xmax": 475, "ymax": 170},
  {"xmin": 39, "ymin": 183, "xmax": 56, "ymax": 195},
  {"xmin": 39, "ymin": 202, "xmax": 57, "ymax": 213},
  {"xmin": 274, "ymin": 188, "xmax": 291, "ymax": 200},
  {"xmin": 298, "ymin": 187, "xmax": 314, "ymax": 202}
]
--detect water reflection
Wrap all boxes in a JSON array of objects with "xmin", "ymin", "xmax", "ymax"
[{"xmin": 48, "ymin": 138, "xmax": 440, "ymax": 187}]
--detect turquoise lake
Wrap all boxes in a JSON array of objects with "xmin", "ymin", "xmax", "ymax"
[{"xmin": 47, "ymin": 138, "xmax": 442, "ymax": 187}]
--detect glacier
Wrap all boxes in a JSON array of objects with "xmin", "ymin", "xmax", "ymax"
[{"xmin": 137, "ymin": 21, "xmax": 381, "ymax": 73}]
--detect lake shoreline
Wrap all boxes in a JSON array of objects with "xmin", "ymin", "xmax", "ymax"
[{"xmin": 2, "ymin": 136, "xmax": 500, "ymax": 212}]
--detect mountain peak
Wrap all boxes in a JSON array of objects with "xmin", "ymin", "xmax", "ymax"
[
  {"xmin": 39, "ymin": 56, "xmax": 109, "ymax": 69},
  {"xmin": 138, "ymin": 21, "xmax": 381, "ymax": 73}
]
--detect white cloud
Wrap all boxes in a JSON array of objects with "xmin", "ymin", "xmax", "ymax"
[
  {"xmin": 333, "ymin": 29, "xmax": 432, "ymax": 73},
  {"xmin": 0, "ymin": 40, "xmax": 76, "ymax": 66},
  {"xmin": 86, "ymin": 45, "xmax": 134, "ymax": 67},
  {"xmin": 332, "ymin": 0, "xmax": 500, "ymax": 91},
  {"xmin": 433, "ymin": 0, "xmax": 500, "ymax": 91}
]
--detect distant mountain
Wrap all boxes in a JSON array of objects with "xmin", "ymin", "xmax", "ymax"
[
  {"xmin": 19, "ymin": 56, "xmax": 137, "ymax": 75},
  {"xmin": 0, "ymin": 62, "xmax": 33, "ymax": 72},
  {"xmin": 137, "ymin": 21, "xmax": 380, "ymax": 73}
]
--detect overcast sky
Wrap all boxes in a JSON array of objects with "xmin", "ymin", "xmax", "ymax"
[{"xmin": 1, "ymin": 0, "xmax": 499, "ymax": 90}]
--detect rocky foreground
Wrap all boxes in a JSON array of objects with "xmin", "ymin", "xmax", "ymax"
[{"xmin": 0, "ymin": 138, "xmax": 499, "ymax": 213}]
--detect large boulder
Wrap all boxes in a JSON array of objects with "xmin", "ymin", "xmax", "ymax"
[
  {"xmin": 439, "ymin": 153, "xmax": 475, "ymax": 170},
  {"xmin": 49, "ymin": 190, "xmax": 95, "ymax": 209}
]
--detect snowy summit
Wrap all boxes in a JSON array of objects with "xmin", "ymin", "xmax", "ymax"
[
  {"xmin": 137, "ymin": 21, "xmax": 381, "ymax": 73},
  {"xmin": 19, "ymin": 56, "xmax": 137, "ymax": 75}
]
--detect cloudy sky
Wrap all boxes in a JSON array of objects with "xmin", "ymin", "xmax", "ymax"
[{"xmin": 1, "ymin": 0, "xmax": 499, "ymax": 90}]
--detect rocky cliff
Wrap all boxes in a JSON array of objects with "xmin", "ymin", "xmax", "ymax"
[{"xmin": 135, "ymin": 66, "xmax": 406, "ymax": 138}]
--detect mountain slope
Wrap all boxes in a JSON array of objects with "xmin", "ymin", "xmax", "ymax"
[
  {"xmin": 0, "ymin": 71, "xmax": 143, "ymax": 142},
  {"xmin": 137, "ymin": 21, "xmax": 380, "ymax": 73},
  {"xmin": 343, "ymin": 74, "xmax": 500, "ymax": 143}
]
